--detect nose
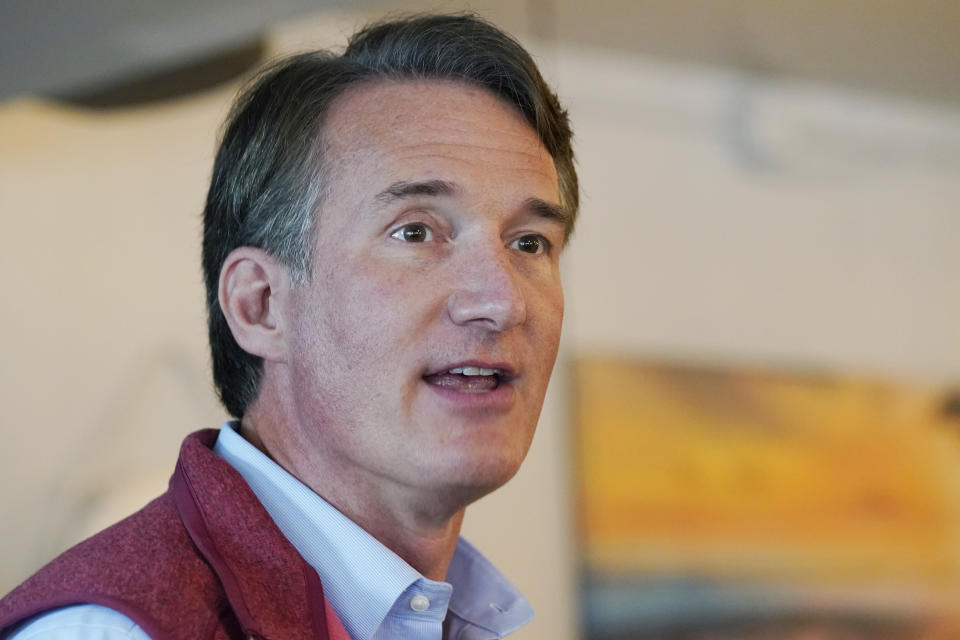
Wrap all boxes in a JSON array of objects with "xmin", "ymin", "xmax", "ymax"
[{"xmin": 446, "ymin": 247, "xmax": 527, "ymax": 332}]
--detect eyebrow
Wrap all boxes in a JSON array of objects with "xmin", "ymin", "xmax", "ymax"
[
  {"xmin": 375, "ymin": 179, "xmax": 457, "ymax": 203},
  {"xmin": 374, "ymin": 179, "xmax": 570, "ymax": 228},
  {"xmin": 523, "ymin": 197, "xmax": 570, "ymax": 229}
]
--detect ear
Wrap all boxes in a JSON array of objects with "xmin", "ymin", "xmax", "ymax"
[{"xmin": 218, "ymin": 247, "xmax": 290, "ymax": 363}]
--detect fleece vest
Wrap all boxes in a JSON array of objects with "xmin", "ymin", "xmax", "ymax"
[{"xmin": 0, "ymin": 430, "xmax": 349, "ymax": 640}]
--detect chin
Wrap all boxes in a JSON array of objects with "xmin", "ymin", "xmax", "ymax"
[{"xmin": 429, "ymin": 449, "xmax": 527, "ymax": 505}]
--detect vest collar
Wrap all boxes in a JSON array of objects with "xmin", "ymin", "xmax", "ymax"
[{"xmin": 172, "ymin": 429, "xmax": 347, "ymax": 640}]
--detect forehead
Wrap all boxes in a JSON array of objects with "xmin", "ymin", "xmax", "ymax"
[{"xmin": 319, "ymin": 79, "xmax": 559, "ymax": 206}]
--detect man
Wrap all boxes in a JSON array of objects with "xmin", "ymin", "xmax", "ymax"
[{"xmin": 0, "ymin": 13, "xmax": 577, "ymax": 640}]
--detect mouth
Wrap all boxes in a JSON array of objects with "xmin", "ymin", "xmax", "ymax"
[{"xmin": 422, "ymin": 363, "xmax": 515, "ymax": 394}]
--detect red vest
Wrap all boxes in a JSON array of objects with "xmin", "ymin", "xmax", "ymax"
[{"xmin": 0, "ymin": 430, "xmax": 349, "ymax": 640}]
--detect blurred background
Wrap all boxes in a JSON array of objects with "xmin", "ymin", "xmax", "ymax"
[{"xmin": 1, "ymin": 1, "xmax": 959, "ymax": 639}]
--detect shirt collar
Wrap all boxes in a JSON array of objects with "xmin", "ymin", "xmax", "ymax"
[{"xmin": 213, "ymin": 422, "xmax": 533, "ymax": 639}]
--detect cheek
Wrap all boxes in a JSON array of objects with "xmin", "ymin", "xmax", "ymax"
[
  {"xmin": 532, "ymin": 275, "xmax": 564, "ymax": 351},
  {"xmin": 317, "ymin": 257, "xmax": 441, "ymax": 367},
  {"xmin": 287, "ymin": 272, "xmax": 403, "ymax": 428}
]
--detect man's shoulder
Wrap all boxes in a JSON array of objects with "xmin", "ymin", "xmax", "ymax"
[{"xmin": 0, "ymin": 491, "xmax": 226, "ymax": 640}]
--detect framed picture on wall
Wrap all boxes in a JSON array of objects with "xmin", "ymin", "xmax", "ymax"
[{"xmin": 574, "ymin": 356, "xmax": 960, "ymax": 640}]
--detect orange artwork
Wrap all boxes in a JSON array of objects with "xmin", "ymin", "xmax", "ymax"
[{"xmin": 574, "ymin": 356, "xmax": 960, "ymax": 640}]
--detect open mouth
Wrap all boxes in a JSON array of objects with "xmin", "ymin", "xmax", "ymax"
[{"xmin": 423, "ymin": 366, "xmax": 512, "ymax": 393}]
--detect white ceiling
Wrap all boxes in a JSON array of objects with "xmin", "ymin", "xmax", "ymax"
[{"xmin": 2, "ymin": 0, "xmax": 958, "ymax": 107}]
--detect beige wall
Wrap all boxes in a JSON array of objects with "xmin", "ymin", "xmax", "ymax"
[{"xmin": 2, "ymin": 7, "xmax": 959, "ymax": 640}]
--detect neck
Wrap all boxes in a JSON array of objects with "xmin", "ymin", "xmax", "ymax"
[
  {"xmin": 360, "ymin": 509, "xmax": 465, "ymax": 581},
  {"xmin": 239, "ymin": 408, "xmax": 465, "ymax": 581}
]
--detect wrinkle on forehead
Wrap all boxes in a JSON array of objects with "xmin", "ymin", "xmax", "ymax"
[
  {"xmin": 389, "ymin": 150, "xmax": 556, "ymax": 179},
  {"xmin": 319, "ymin": 79, "xmax": 560, "ymax": 207},
  {"xmin": 325, "ymin": 79, "xmax": 552, "ymax": 163}
]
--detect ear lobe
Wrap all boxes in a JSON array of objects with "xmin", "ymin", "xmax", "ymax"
[{"xmin": 218, "ymin": 247, "xmax": 289, "ymax": 363}]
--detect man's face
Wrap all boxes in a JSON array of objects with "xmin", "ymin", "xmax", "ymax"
[{"xmin": 273, "ymin": 80, "xmax": 565, "ymax": 509}]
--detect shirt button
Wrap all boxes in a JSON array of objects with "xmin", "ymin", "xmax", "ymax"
[{"xmin": 410, "ymin": 594, "xmax": 430, "ymax": 612}]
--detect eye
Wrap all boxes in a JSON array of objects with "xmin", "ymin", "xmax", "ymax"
[
  {"xmin": 509, "ymin": 234, "xmax": 548, "ymax": 254},
  {"xmin": 391, "ymin": 223, "xmax": 433, "ymax": 243}
]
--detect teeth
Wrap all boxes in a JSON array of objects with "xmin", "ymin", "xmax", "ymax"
[{"xmin": 448, "ymin": 367, "xmax": 499, "ymax": 376}]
